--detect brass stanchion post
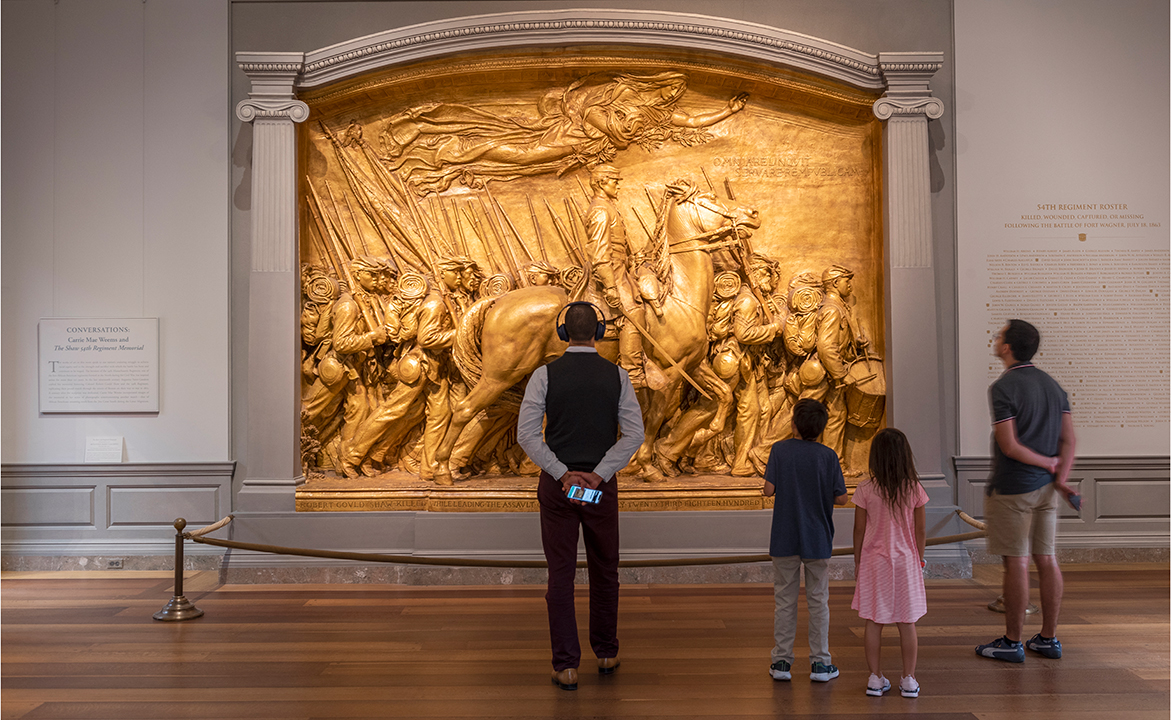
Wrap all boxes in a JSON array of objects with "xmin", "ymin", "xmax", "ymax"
[{"xmin": 153, "ymin": 518, "xmax": 204, "ymax": 621}]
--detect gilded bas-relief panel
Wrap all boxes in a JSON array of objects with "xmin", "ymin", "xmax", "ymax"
[{"xmin": 295, "ymin": 49, "xmax": 885, "ymax": 512}]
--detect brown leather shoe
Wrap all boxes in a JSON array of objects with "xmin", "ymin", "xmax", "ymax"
[
  {"xmin": 597, "ymin": 657, "xmax": 620, "ymax": 674},
  {"xmin": 551, "ymin": 667, "xmax": 578, "ymax": 690}
]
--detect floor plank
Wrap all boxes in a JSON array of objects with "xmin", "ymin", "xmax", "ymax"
[{"xmin": 2, "ymin": 564, "xmax": 1167, "ymax": 719}]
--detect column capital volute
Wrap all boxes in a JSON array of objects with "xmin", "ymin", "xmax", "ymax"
[
  {"xmin": 874, "ymin": 51, "xmax": 945, "ymax": 120},
  {"xmin": 235, "ymin": 52, "xmax": 310, "ymax": 123}
]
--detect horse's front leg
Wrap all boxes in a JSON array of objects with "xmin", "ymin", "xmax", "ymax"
[{"xmin": 631, "ymin": 381, "xmax": 682, "ymax": 483}]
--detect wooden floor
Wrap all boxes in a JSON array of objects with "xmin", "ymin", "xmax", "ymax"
[{"xmin": 2, "ymin": 563, "xmax": 1168, "ymax": 719}]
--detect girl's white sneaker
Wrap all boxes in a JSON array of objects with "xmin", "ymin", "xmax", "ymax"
[
  {"xmin": 900, "ymin": 675, "xmax": 920, "ymax": 698},
  {"xmin": 865, "ymin": 673, "xmax": 891, "ymax": 696}
]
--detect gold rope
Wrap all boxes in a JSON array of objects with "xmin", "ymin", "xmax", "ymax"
[
  {"xmin": 957, "ymin": 510, "xmax": 987, "ymax": 531},
  {"xmin": 184, "ymin": 515, "xmax": 233, "ymax": 538},
  {"xmin": 185, "ymin": 510, "xmax": 984, "ymax": 569}
]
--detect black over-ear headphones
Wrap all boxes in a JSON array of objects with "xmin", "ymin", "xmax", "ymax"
[{"xmin": 556, "ymin": 301, "xmax": 606, "ymax": 342}]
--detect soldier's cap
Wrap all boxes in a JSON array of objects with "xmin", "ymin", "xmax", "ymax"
[
  {"xmin": 350, "ymin": 255, "xmax": 388, "ymax": 274},
  {"xmin": 788, "ymin": 270, "xmax": 820, "ymax": 291},
  {"xmin": 590, "ymin": 164, "xmax": 621, "ymax": 181},
  {"xmin": 437, "ymin": 255, "xmax": 476, "ymax": 272},
  {"xmin": 821, "ymin": 264, "xmax": 854, "ymax": 284}
]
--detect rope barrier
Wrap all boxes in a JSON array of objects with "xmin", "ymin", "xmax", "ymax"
[
  {"xmin": 184, "ymin": 509, "xmax": 985, "ymax": 569},
  {"xmin": 184, "ymin": 515, "xmax": 233, "ymax": 538},
  {"xmin": 957, "ymin": 510, "xmax": 986, "ymax": 531},
  {"xmin": 158, "ymin": 510, "xmax": 986, "ymax": 620}
]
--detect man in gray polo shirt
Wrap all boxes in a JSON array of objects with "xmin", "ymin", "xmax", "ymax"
[{"xmin": 976, "ymin": 319, "xmax": 1077, "ymax": 663}]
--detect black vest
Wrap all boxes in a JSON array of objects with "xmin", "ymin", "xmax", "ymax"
[{"xmin": 544, "ymin": 351, "xmax": 622, "ymax": 473}]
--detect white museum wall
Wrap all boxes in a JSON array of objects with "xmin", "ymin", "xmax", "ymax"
[
  {"xmin": 2, "ymin": 0, "xmax": 232, "ymax": 464},
  {"xmin": 953, "ymin": 0, "xmax": 1169, "ymax": 545},
  {"xmin": 1, "ymin": 0, "xmax": 234, "ymax": 559},
  {"xmin": 955, "ymin": 0, "xmax": 1170, "ymax": 457}
]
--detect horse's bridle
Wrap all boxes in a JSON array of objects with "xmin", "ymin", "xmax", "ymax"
[{"xmin": 666, "ymin": 191, "xmax": 750, "ymax": 254}]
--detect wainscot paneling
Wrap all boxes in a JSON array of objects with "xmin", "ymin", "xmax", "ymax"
[
  {"xmin": 1, "ymin": 463, "xmax": 234, "ymax": 557},
  {"xmin": 954, "ymin": 456, "xmax": 1170, "ymax": 548}
]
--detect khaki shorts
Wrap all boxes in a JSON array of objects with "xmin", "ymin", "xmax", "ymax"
[{"xmin": 984, "ymin": 484, "xmax": 1059, "ymax": 557}]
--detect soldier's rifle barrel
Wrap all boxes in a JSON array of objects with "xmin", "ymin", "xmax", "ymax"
[
  {"xmin": 563, "ymin": 197, "xmax": 593, "ymax": 285},
  {"xmin": 575, "ymin": 175, "xmax": 591, "ymax": 204},
  {"xmin": 544, "ymin": 198, "xmax": 590, "ymax": 298},
  {"xmin": 542, "ymin": 199, "xmax": 579, "ymax": 267},
  {"xmin": 735, "ymin": 241, "xmax": 774, "ymax": 324},
  {"xmin": 307, "ymin": 179, "xmax": 378, "ymax": 332},
  {"xmin": 486, "ymin": 187, "xmax": 535, "ymax": 263},
  {"xmin": 459, "ymin": 205, "xmax": 501, "ymax": 277},
  {"xmin": 478, "ymin": 195, "xmax": 525, "ymax": 286},
  {"xmin": 324, "ymin": 180, "xmax": 372, "ymax": 265},
  {"xmin": 321, "ymin": 124, "xmax": 425, "ymax": 272},
  {"xmin": 526, "ymin": 195, "xmax": 548, "ymax": 263},
  {"xmin": 444, "ymin": 197, "xmax": 469, "ymax": 256},
  {"xmin": 631, "ymin": 207, "xmax": 655, "ymax": 244},
  {"xmin": 431, "ymin": 195, "xmax": 457, "ymax": 255},
  {"xmin": 700, "ymin": 166, "xmax": 716, "ymax": 194}
]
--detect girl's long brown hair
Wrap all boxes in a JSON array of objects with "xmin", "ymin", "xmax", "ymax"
[{"xmin": 867, "ymin": 428, "xmax": 919, "ymax": 508}]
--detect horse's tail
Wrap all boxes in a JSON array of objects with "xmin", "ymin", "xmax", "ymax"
[{"xmin": 452, "ymin": 296, "xmax": 495, "ymax": 388}]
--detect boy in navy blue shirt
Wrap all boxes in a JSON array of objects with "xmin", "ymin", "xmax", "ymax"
[{"xmin": 763, "ymin": 398, "xmax": 849, "ymax": 682}]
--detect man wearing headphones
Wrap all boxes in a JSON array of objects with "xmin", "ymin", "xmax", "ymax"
[{"xmin": 517, "ymin": 302, "xmax": 645, "ymax": 691}]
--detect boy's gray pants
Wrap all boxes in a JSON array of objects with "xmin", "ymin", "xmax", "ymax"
[{"xmin": 771, "ymin": 556, "xmax": 832, "ymax": 666}]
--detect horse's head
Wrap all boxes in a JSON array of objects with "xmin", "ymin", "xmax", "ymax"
[{"xmin": 663, "ymin": 180, "xmax": 760, "ymax": 248}]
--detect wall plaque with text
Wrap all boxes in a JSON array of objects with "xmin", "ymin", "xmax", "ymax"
[{"xmin": 38, "ymin": 318, "xmax": 160, "ymax": 413}]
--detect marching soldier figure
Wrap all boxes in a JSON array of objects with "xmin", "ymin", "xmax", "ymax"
[
  {"xmin": 814, "ymin": 265, "xmax": 870, "ymax": 472},
  {"xmin": 332, "ymin": 256, "xmax": 392, "ymax": 472},
  {"xmin": 729, "ymin": 255, "xmax": 782, "ymax": 476}
]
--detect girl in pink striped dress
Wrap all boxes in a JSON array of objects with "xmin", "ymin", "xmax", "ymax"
[{"xmin": 851, "ymin": 428, "xmax": 928, "ymax": 699}]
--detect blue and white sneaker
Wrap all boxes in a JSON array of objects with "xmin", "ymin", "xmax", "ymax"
[
  {"xmin": 769, "ymin": 660, "xmax": 791, "ymax": 681},
  {"xmin": 975, "ymin": 636, "xmax": 1024, "ymax": 663},
  {"xmin": 865, "ymin": 673, "xmax": 891, "ymax": 696},
  {"xmin": 1025, "ymin": 633, "xmax": 1063, "ymax": 659},
  {"xmin": 810, "ymin": 662, "xmax": 840, "ymax": 682}
]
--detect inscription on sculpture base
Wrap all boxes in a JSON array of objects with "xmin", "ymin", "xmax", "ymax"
[{"xmin": 294, "ymin": 473, "xmax": 843, "ymax": 512}]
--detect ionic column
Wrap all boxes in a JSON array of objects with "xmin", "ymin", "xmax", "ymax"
[
  {"xmin": 235, "ymin": 53, "xmax": 308, "ymax": 512},
  {"xmin": 874, "ymin": 52, "xmax": 945, "ymax": 474}
]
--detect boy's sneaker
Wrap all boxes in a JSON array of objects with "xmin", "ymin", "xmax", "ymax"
[
  {"xmin": 769, "ymin": 660, "xmax": 791, "ymax": 681},
  {"xmin": 865, "ymin": 673, "xmax": 891, "ymax": 696},
  {"xmin": 900, "ymin": 675, "xmax": 920, "ymax": 698},
  {"xmin": 975, "ymin": 636, "xmax": 1024, "ymax": 663},
  {"xmin": 1025, "ymin": 633, "xmax": 1062, "ymax": 659},
  {"xmin": 810, "ymin": 662, "xmax": 840, "ymax": 682}
]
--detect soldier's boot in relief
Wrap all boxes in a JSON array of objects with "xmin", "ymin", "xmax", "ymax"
[
  {"xmin": 618, "ymin": 322, "xmax": 647, "ymax": 390},
  {"xmin": 360, "ymin": 459, "xmax": 380, "ymax": 478},
  {"xmin": 730, "ymin": 462, "xmax": 758, "ymax": 477},
  {"xmin": 652, "ymin": 438, "xmax": 682, "ymax": 478},
  {"xmin": 339, "ymin": 455, "xmax": 361, "ymax": 479}
]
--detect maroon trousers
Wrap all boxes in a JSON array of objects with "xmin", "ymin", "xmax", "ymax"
[{"xmin": 538, "ymin": 471, "xmax": 620, "ymax": 671}]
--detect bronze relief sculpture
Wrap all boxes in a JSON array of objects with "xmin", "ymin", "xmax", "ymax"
[{"xmin": 296, "ymin": 53, "xmax": 885, "ymax": 511}]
